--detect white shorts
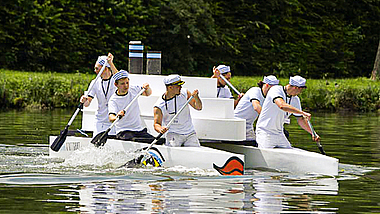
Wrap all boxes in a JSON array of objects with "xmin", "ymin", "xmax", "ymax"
[
  {"xmin": 256, "ymin": 130, "xmax": 292, "ymax": 149},
  {"xmin": 94, "ymin": 121, "xmax": 116, "ymax": 136},
  {"xmin": 165, "ymin": 131, "xmax": 200, "ymax": 147},
  {"xmin": 246, "ymin": 125, "xmax": 255, "ymax": 141}
]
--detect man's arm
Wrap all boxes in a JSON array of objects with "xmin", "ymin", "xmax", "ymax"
[
  {"xmin": 211, "ymin": 66, "xmax": 220, "ymax": 78},
  {"xmin": 233, "ymin": 94, "xmax": 243, "ymax": 109},
  {"xmin": 107, "ymin": 53, "xmax": 118, "ymax": 75},
  {"xmin": 296, "ymin": 116, "xmax": 321, "ymax": 142},
  {"xmin": 109, "ymin": 110, "xmax": 125, "ymax": 122},
  {"xmin": 274, "ymin": 98, "xmax": 311, "ymax": 120},
  {"xmin": 109, "ymin": 113, "xmax": 117, "ymax": 122},
  {"xmin": 154, "ymin": 107, "xmax": 168, "ymax": 134},
  {"xmin": 188, "ymin": 90, "xmax": 202, "ymax": 110},
  {"xmin": 142, "ymin": 83, "xmax": 152, "ymax": 96},
  {"xmin": 80, "ymin": 96, "xmax": 93, "ymax": 107},
  {"xmin": 251, "ymin": 99, "xmax": 262, "ymax": 114}
]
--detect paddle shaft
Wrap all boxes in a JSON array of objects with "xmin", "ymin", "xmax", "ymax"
[
  {"xmin": 219, "ymin": 74, "xmax": 242, "ymax": 96},
  {"xmin": 307, "ymin": 120, "xmax": 326, "ymax": 155},
  {"xmin": 103, "ymin": 88, "xmax": 146, "ymax": 135},
  {"xmin": 67, "ymin": 62, "xmax": 108, "ymax": 127},
  {"xmin": 145, "ymin": 95, "xmax": 194, "ymax": 151}
]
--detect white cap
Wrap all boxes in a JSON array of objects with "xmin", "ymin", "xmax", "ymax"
[
  {"xmin": 113, "ymin": 70, "xmax": 129, "ymax": 81},
  {"xmin": 96, "ymin": 56, "xmax": 110, "ymax": 68},
  {"xmin": 263, "ymin": 75, "xmax": 279, "ymax": 85},
  {"xmin": 163, "ymin": 74, "xmax": 185, "ymax": 86},
  {"xmin": 216, "ymin": 65, "xmax": 231, "ymax": 74},
  {"xmin": 289, "ymin": 75, "xmax": 307, "ymax": 88}
]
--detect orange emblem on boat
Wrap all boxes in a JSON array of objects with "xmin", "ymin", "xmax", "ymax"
[{"xmin": 213, "ymin": 156, "xmax": 244, "ymax": 175}]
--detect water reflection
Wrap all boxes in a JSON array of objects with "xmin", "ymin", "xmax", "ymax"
[
  {"xmin": 64, "ymin": 173, "xmax": 337, "ymax": 213},
  {"xmin": 0, "ymin": 109, "xmax": 380, "ymax": 212}
]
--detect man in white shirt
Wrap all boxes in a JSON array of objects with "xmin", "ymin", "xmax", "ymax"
[
  {"xmin": 256, "ymin": 75, "xmax": 320, "ymax": 148},
  {"xmin": 153, "ymin": 75, "xmax": 202, "ymax": 147},
  {"xmin": 212, "ymin": 65, "xmax": 243, "ymax": 108},
  {"xmin": 108, "ymin": 70, "xmax": 154, "ymax": 142},
  {"xmin": 80, "ymin": 53, "xmax": 117, "ymax": 137},
  {"xmin": 234, "ymin": 75, "xmax": 279, "ymax": 143}
]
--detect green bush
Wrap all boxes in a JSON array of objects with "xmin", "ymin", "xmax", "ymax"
[
  {"xmin": 2, "ymin": 70, "xmax": 380, "ymax": 112},
  {"xmin": 1, "ymin": 0, "xmax": 379, "ymax": 78},
  {"xmin": 0, "ymin": 70, "xmax": 93, "ymax": 109},
  {"xmin": 231, "ymin": 76, "xmax": 380, "ymax": 112}
]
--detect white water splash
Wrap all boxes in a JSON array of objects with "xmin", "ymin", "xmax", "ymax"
[{"xmin": 62, "ymin": 144, "xmax": 133, "ymax": 168}]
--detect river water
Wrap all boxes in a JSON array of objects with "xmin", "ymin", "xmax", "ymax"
[{"xmin": 0, "ymin": 109, "xmax": 379, "ymax": 213}]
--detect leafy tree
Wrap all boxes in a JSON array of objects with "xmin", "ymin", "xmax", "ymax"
[
  {"xmin": 0, "ymin": 0, "xmax": 156, "ymax": 73},
  {"xmin": 145, "ymin": 0, "xmax": 220, "ymax": 75}
]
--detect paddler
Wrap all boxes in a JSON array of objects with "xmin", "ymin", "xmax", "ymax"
[
  {"xmin": 108, "ymin": 70, "xmax": 155, "ymax": 142},
  {"xmin": 255, "ymin": 75, "xmax": 320, "ymax": 148},
  {"xmin": 211, "ymin": 65, "xmax": 243, "ymax": 108},
  {"xmin": 153, "ymin": 74, "xmax": 203, "ymax": 147},
  {"xmin": 80, "ymin": 53, "xmax": 117, "ymax": 137},
  {"xmin": 234, "ymin": 75, "xmax": 279, "ymax": 144}
]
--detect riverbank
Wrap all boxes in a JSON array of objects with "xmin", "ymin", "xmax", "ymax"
[{"xmin": 1, "ymin": 70, "xmax": 380, "ymax": 112}]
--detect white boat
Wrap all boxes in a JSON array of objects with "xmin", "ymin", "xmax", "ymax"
[
  {"xmin": 49, "ymin": 136, "xmax": 245, "ymax": 175},
  {"xmin": 202, "ymin": 142, "xmax": 339, "ymax": 176},
  {"xmin": 49, "ymin": 73, "xmax": 339, "ymax": 176}
]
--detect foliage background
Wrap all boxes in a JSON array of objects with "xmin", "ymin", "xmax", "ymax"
[
  {"xmin": 1, "ymin": 0, "xmax": 380, "ymax": 78},
  {"xmin": 2, "ymin": 70, "xmax": 380, "ymax": 112}
]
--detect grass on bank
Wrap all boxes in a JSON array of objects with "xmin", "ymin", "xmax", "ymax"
[
  {"xmin": 1, "ymin": 69, "xmax": 380, "ymax": 112},
  {"xmin": 0, "ymin": 69, "xmax": 95, "ymax": 109}
]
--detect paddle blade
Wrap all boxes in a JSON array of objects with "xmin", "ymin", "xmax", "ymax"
[
  {"xmin": 317, "ymin": 143, "xmax": 326, "ymax": 155},
  {"xmin": 50, "ymin": 127, "xmax": 69, "ymax": 152},
  {"xmin": 119, "ymin": 147, "xmax": 165, "ymax": 168},
  {"xmin": 119, "ymin": 155, "xmax": 145, "ymax": 168},
  {"xmin": 90, "ymin": 130, "xmax": 109, "ymax": 147}
]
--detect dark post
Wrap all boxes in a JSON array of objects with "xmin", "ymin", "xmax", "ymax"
[
  {"xmin": 146, "ymin": 51, "xmax": 162, "ymax": 75},
  {"xmin": 371, "ymin": 38, "xmax": 380, "ymax": 80},
  {"xmin": 128, "ymin": 41, "xmax": 144, "ymax": 74}
]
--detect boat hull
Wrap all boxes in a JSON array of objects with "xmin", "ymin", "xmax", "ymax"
[
  {"xmin": 203, "ymin": 143, "xmax": 339, "ymax": 176},
  {"xmin": 49, "ymin": 136, "xmax": 245, "ymax": 175}
]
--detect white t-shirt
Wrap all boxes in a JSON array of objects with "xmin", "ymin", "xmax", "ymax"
[
  {"xmin": 154, "ymin": 88, "xmax": 195, "ymax": 135},
  {"xmin": 108, "ymin": 85, "xmax": 144, "ymax": 134},
  {"xmin": 88, "ymin": 76, "xmax": 117, "ymax": 123},
  {"xmin": 234, "ymin": 87, "xmax": 265, "ymax": 130},
  {"xmin": 256, "ymin": 85, "xmax": 302, "ymax": 135},
  {"xmin": 217, "ymin": 86, "xmax": 233, "ymax": 98}
]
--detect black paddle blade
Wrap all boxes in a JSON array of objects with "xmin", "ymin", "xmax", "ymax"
[
  {"xmin": 50, "ymin": 127, "xmax": 69, "ymax": 152},
  {"xmin": 119, "ymin": 147, "xmax": 165, "ymax": 168},
  {"xmin": 119, "ymin": 155, "xmax": 145, "ymax": 168},
  {"xmin": 90, "ymin": 130, "xmax": 109, "ymax": 147},
  {"xmin": 318, "ymin": 144, "xmax": 326, "ymax": 155}
]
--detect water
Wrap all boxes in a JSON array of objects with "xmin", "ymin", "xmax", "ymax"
[{"xmin": 0, "ymin": 109, "xmax": 379, "ymax": 213}]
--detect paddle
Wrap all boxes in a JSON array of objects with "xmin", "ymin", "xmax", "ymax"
[
  {"xmin": 91, "ymin": 88, "xmax": 146, "ymax": 147},
  {"xmin": 121, "ymin": 95, "xmax": 195, "ymax": 168},
  {"xmin": 219, "ymin": 74, "xmax": 242, "ymax": 96},
  {"xmin": 50, "ymin": 61, "xmax": 108, "ymax": 152},
  {"xmin": 307, "ymin": 120, "xmax": 326, "ymax": 155}
]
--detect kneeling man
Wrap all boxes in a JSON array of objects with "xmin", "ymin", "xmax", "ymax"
[
  {"xmin": 108, "ymin": 70, "xmax": 154, "ymax": 142},
  {"xmin": 256, "ymin": 75, "xmax": 320, "ymax": 148},
  {"xmin": 153, "ymin": 75, "xmax": 202, "ymax": 147}
]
